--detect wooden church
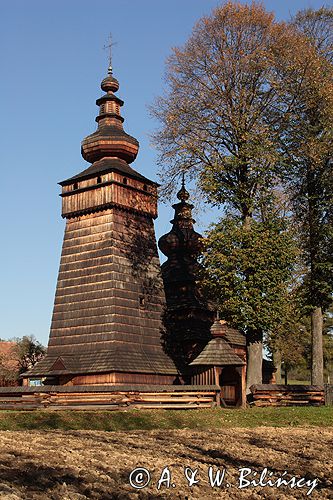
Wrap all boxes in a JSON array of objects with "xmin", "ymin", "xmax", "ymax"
[{"xmin": 22, "ymin": 64, "xmax": 250, "ymax": 406}]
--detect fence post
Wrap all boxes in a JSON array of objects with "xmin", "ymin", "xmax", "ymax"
[{"xmin": 324, "ymin": 384, "xmax": 333, "ymax": 406}]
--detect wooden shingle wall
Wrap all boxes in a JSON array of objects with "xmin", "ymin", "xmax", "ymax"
[
  {"xmin": 29, "ymin": 202, "xmax": 177, "ymax": 382},
  {"xmin": 51, "ymin": 209, "xmax": 165, "ymax": 354}
]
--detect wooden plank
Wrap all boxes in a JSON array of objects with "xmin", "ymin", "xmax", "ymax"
[
  {"xmin": 128, "ymin": 402, "xmax": 203, "ymax": 408},
  {"xmin": 0, "ymin": 386, "xmax": 219, "ymax": 411}
]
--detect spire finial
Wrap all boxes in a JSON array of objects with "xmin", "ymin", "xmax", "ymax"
[
  {"xmin": 103, "ymin": 33, "xmax": 117, "ymax": 75},
  {"xmin": 181, "ymin": 171, "xmax": 186, "ymax": 189},
  {"xmin": 177, "ymin": 171, "xmax": 190, "ymax": 201}
]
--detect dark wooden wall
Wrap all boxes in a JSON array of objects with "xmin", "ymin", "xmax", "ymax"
[{"xmin": 61, "ymin": 171, "xmax": 157, "ymax": 219}]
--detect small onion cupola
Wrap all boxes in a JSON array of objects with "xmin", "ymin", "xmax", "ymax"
[
  {"xmin": 81, "ymin": 66, "xmax": 139, "ymax": 164},
  {"xmin": 158, "ymin": 176, "xmax": 202, "ymax": 258}
]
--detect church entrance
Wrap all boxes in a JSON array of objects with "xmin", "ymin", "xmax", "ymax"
[{"xmin": 219, "ymin": 366, "xmax": 242, "ymax": 407}]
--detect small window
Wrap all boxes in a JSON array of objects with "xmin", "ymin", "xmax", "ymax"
[
  {"xmin": 143, "ymin": 184, "xmax": 148, "ymax": 192},
  {"xmin": 123, "ymin": 177, "xmax": 128, "ymax": 185},
  {"xmin": 73, "ymin": 182, "xmax": 78, "ymax": 190},
  {"xmin": 139, "ymin": 296, "xmax": 145, "ymax": 306},
  {"xmin": 97, "ymin": 176, "xmax": 102, "ymax": 184}
]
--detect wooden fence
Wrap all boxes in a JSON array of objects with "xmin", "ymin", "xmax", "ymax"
[
  {"xmin": 0, "ymin": 385, "xmax": 219, "ymax": 411},
  {"xmin": 324, "ymin": 384, "xmax": 333, "ymax": 406},
  {"xmin": 250, "ymin": 384, "xmax": 325, "ymax": 407},
  {"xmin": 0, "ymin": 384, "xmax": 330, "ymax": 410}
]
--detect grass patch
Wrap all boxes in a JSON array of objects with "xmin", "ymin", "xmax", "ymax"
[{"xmin": 0, "ymin": 406, "xmax": 331, "ymax": 431}]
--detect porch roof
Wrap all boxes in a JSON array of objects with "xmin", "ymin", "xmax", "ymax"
[{"xmin": 190, "ymin": 338, "xmax": 245, "ymax": 367}]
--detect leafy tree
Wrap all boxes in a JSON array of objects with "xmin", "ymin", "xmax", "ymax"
[
  {"xmin": 270, "ymin": 304, "xmax": 333, "ymax": 384},
  {"xmin": 152, "ymin": 2, "xmax": 311, "ymax": 204},
  {"xmin": 202, "ymin": 208, "xmax": 297, "ymax": 391},
  {"xmin": 0, "ymin": 336, "xmax": 45, "ymax": 386},
  {"xmin": 267, "ymin": 294, "xmax": 310, "ymax": 384},
  {"xmin": 11, "ymin": 335, "xmax": 46, "ymax": 375},
  {"xmin": 279, "ymin": 7, "xmax": 333, "ymax": 385},
  {"xmin": 151, "ymin": 1, "xmax": 314, "ymax": 387},
  {"xmin": 0, "ymin": 353, "xmax": 18, "ymax": 387}
]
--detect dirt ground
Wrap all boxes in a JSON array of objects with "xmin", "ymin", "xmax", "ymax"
[{"xmin": 0, "ymin": 427, "xmax": 331, "ymax": 499}]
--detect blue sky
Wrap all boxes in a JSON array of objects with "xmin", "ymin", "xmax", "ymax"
[{"xmin": 1, "ymin": 0, "xmax": 331, "ymax": 345}]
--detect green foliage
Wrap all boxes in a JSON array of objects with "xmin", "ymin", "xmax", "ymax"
[
  {"xmin": 202, "ymin": 213, "xmax": 297, "ymax": 336},
  {"xmin": 0, "ymin": 336, "xmax": 46, "ymax": 385},
  {"xmin": 11, "ymin": 335, "xmax": 46, "ymax": 375},
  {"xmin": 268, "ymin": 303, "xmax": 310, "ymax": 374},
  {"xmin": 270, "ymin": 306, "xmax": 333, "ymax": 382},
  {"xmin": 151, "ymin": 2, "xmax": 333, "ymax": 382},
  {"xmin": 280, "ymin": 7, "xmax": 333, "ymax": 311}
]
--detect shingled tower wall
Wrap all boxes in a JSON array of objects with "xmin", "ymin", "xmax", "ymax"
[{"xmin": 23, "ymin": 68, "xmax": 177, "ymax": 386}]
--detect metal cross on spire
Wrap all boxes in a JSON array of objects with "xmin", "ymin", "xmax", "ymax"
[{"xmin": 103, "ymin": 33, "xmax": 117, "ymax": 75}]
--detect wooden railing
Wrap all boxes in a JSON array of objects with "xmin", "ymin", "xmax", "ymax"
[{"xmin": 0, "ymin": 385, "xmax": 220, "ymax": 411}]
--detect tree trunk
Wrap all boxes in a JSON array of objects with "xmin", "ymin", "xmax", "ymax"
[
  {"xmin": 273, "ymin": 350, "xmax": 282, "ymax": 384},
  {"xmin": 246, "ymin": 332, "xmax": 263, "ymax": 394},
  {"xmin": 242, "ymin": 213, "xmax": 264, "ymax": 394},
  {"xmin": 284, "ymin": 367, "xmax": 288, "ymax": 385},
  {"xmin": 311, "ymin": 306, "xmax": 324, "ymax": 385}
]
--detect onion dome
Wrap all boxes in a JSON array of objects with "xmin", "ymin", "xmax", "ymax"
[
  {"xmin": 81, "ymin": 70, "xmax": 139, "ymax": 164},
  {"xmin": 158, "ymin": 231, "xmax": 180, "ymax": 257},
  {"xmin": 101, "ymin": 75, "xmax": 119, "ymax": 93},
  {"xmin": 158, "ymin": 175, "xmax": 203, "ymax": 258},
  {"xmin": 177, "ymin": 182, "xmax": 190, "ymax": 202}
]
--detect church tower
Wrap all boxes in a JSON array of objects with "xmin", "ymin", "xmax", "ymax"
[
  {"xmin": 158, "ymin": 179, "xmax": 213, "ymax": 378},
  {"xmin": 24, "ymin": 66, "xmax": 177, "ymax": 385}
]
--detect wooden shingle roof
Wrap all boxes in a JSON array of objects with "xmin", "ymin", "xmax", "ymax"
[
  {"xmin": 0, "ymin": 384, "xmax": 219, "ymax": 394},
  {"xmin": 190, "ymin": 338, "xmax": 245, "ymax": 367},
  {"xmin": 210, "ymin": 320, "xmax": 246, "ymax": 347},
  {"xmin": 25, "ymin": 346, "xmax": 177, "ymax": 377},
  {"xmin": 224, "ymin": 328, "xmax": 246, "ymax": 347},
  {"xmin": 60, "ymin": 157, "xmax": 155, "ymax": 186}
]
